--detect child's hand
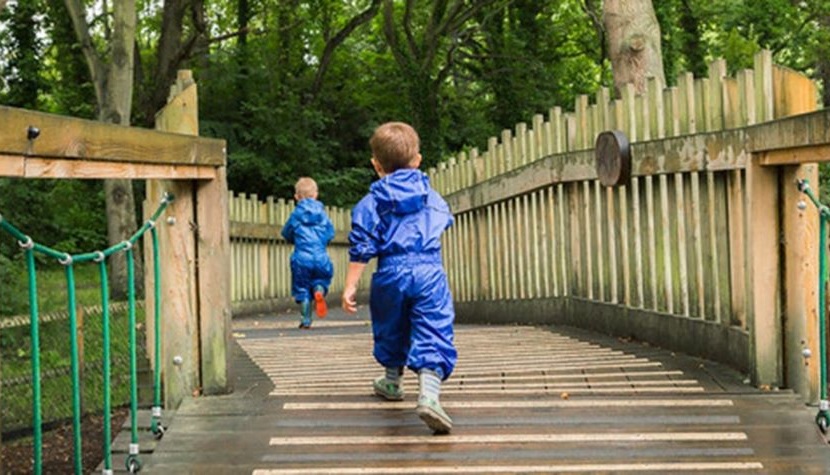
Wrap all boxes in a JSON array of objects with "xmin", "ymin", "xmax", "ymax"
[{"xmin": 342, "ymin": 286, "xmax": 358, "ymax": 314}]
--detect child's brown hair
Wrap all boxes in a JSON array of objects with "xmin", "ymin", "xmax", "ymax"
[{"xmin": 369, "ymin": 122, "xmax": 420, "ymax": 173}]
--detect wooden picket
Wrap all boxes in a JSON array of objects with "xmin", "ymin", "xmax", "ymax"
[
  {"xmin": 228, "ymin": 193, "xmax": 372, "ymax": 315},
  {"xmin": 437, "ymin": 50, "xmax": 818, "ymax": 336}
]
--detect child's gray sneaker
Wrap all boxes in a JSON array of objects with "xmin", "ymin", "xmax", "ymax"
[
  {"xmin": 416, "ymin": 396, "xmax": 452, "ymax": 434},
  {"xmin": 373, "ymin": 376, "xmax": 404, "ymax": 401}
]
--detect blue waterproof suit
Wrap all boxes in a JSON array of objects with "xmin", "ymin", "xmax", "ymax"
[
  {"xmin": 282, "ymin": 198, "xmax": 335, "ymax": 302},
  {"xmin": 349, "ymin": 169, "xmax": 457, "ymax": 380}
]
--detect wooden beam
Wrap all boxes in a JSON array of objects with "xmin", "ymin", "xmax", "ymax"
[
  {"xmin": 757, "ymin": 144, "xmax": 830, "ymax": 166},
  {"xmin": 746, "ymin": 109, "xmax": 830, "ymax": 153},
  {"xmin": 0, "ymin": 156, "xmax": 217, "ymax": 179},
  {"xmin": 447, "ymin": 129, "xmax": 748, "ymax": 214},
  {"xmin": 146, "ymin": 76, "xmax": 204, "ymax": 410},
  {"xmin": 196, "ymin": 166, "xmax": 231, "ymax": 396},
  {"xmin": 746, "ymin": 157, "xmax": 782, "ymax": 387},
  {"xmin": 0, "ymin": 154, "xmax": 24, "ymax": 176},
  {"xmin": 0, "ymin": 105, "xmax": 226, "ymax": 166}
]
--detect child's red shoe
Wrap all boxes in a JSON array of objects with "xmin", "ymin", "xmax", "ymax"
[{"xmin": 314, "ymin": 290, "xmax": 327, "ymax": 318}]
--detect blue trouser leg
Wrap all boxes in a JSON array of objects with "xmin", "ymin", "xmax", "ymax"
[
  {"xmin": 408, "ymin": 266, "xmax": 457, "ymax": 380},
  {"xmin": 369, "ymin": 269, "xmax": 410, "ymax": 369},
  {"xmin": 369, "ymin": 265, "xmax": 457, "ymax": 380}
]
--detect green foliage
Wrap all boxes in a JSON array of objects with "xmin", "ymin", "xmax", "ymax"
[
  {"xmin": 0, "ymin": 180, "xmax": 108, "ymax": 258},
  {"xmin": 0, "ymin": 253, "xmax": 27, "ymax": 315},
  {"xmin": 2, "ymin": 0, "xmax": 830, "ymax": 208},
  {"xmin": 0, "ymin": 0, "xmax": 46, "ymax": 108}
]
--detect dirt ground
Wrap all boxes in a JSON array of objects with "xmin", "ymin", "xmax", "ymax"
[{"xmin": 1, "ymin": 407, "xmax": 129, "ymax": 474}]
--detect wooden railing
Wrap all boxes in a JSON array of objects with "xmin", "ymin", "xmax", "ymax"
[
  {"xmin": 228, "ymin": 193, "xmax": 374, "ymax": 315},
  {"xmin": 433, "ymin": 51, "xmax": 822, "ymax": 397}
]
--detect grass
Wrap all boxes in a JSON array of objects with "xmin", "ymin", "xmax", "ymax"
[{"xmin": 1, "ymin": 264, "xmax": 148, "ymax": 435}]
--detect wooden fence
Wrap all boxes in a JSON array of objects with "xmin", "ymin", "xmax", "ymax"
[
  {"xmin": 431, "ymin": 50, "xmax": 824, "ymax": 400},
  {"xmin": 228, "ymin": 194, "xmax": 373, "ymax": 315}
]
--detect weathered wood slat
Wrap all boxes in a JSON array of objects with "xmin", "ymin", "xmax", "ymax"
[
  {"xmin": 0, "ymin": 105, "xmax": 225, "ymax": 166},
  {"xmin": 675, "ymin": 173, "xmax": 690, "ymax": 316}
]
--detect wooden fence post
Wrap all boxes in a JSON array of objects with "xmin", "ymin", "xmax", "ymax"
[
  {"xmin": 774, "ymin": 66, "xmax": 821, "ymax": 402},
  {"xmin": 147, "ymin": 69, "xmax": 230, "ymax": 407},
  {"xmin": 196, "ymin": 158, "xmax": 231, "ymax": 395}
]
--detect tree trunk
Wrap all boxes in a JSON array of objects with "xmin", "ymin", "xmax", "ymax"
[
  {"xmin": 103, "ymin": 0, "xmax": 140, "ymax": 299},
  {"xmin": 603, "ymin": 0, "xmax": 665, "ymax": 96},
  {"xmin": 66, "ymin": 0, "xmax": 140, "ymax": 298}
]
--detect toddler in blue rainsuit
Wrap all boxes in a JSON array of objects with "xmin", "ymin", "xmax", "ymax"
[
  {"xmin": 342, "ymin": 122, "xmax": 457, "ymax": 434},
  {"xmin": 282, "ymin": 177, "xmax": 335, "ymax": 329}
]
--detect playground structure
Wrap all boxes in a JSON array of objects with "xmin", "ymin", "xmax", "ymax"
[
  {"xmin": 1, "ymin": 50, "xmax": 830, "ymax": 472},
  {"xmin": 0, "ymin": 71, "xmax": 230, "ymax": 473}
]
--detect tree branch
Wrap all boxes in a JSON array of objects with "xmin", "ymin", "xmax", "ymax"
[
  {"xmin": 382, "ymin": 0, "xmax": 408, "ymax": 67},
  {"xmin": 403, "ymin": 0, "xmax": 418, "ymax": 58},
  {"xmin": 421, "ymin": 0, "xmax": 450, "ymax": 69},
  {"xmin": 64, "ymin": 0, "xmax": 106, "ymax": 106},
  {"xmin": 310, "ymin": 0, "xmax": 382, "ymax": 98}
]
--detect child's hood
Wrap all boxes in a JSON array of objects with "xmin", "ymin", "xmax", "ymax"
[
  {"xmin": 370, "ymin": 169, "xmax": 430, "ymax": 215},
  {"xmin": 295, "ymin": 198, "xmax": 326, "ymax": 225}
]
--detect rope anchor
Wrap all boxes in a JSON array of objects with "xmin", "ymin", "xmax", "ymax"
[{"xmin": 18, "ymin": 236, "xmax": 34, "ymax": 250}]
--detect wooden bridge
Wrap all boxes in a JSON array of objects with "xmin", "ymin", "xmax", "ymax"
[
  {"xmin": 139, "ymin": 310, "xmax": 830, "ymax": 473},
  {"xmin": 2, "ymin": 51, "xmax": 830, "ymax": 473}
]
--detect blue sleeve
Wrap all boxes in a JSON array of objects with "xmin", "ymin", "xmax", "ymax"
[
  {"xmin": 348, "ymin": 196, "xmax": 379, "ymax": 263},
  {"xmin": 281, "ymin": 211, "xmax": 297, "ymax": 243}
]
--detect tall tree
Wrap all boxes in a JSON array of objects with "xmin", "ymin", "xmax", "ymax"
[
  {"xmin": 136, "ymin": 0, "xmax": 207, "ymax": 127},
  {"xmin": 380, "ymin": 0, "xmax": 508, "ymax": 166},
  {"xmin": 65, "ymin": 0, "xmax": 140, "ymax": 298},
  {"xmin": 603, "ymin": 0, "xmax": 665, "ymax": 95}
]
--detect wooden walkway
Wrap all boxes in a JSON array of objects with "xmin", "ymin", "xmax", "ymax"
[{"xmin": 140, "ymin": 308, "xmax": 830, "ymax": 474}]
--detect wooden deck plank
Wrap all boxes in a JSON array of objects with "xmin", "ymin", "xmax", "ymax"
[{"xmin": 133, "ymin": 310, "xmax": 830, "ymax": 475}]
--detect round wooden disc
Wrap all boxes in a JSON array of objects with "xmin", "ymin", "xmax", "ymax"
[{"xmin": 595, "ymin": 130, "xmax": 631, "ymax": 187}]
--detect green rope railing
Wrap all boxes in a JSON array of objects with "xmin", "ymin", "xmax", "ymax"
[
  {"xmin": 796, "ymin": 179, "xmax": 830, "ymax": 435},
  {"xmin": 0, "ymin": 192, "xmax": 174, "ymax": 474}
]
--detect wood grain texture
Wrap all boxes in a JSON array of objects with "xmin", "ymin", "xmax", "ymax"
[{"xmin": 0, "ymin": 105, "xmax": 224, "ymax": 166}]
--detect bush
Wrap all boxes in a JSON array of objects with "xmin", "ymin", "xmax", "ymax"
[{"xmin": 0, "ymin": 253, "xmax": 27, "ymax": 316}]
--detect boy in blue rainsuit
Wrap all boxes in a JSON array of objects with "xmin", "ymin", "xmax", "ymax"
[
  {"xmin": 342, "ymin": 122, "xmax": 457, "ymax": 434},
  {"xmin": 282, "ymin": 177, "xmax": 335, "ymax": 329}
]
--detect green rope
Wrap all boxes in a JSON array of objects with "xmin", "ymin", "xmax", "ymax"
[
  {"xmin": 0, "ymin": 193, "xmax": 174, "ymax": 474},
  {"xmin": 126, "ymin": 246, "xmax": 140, "ymax": 458},
  {"xmin": 64, "ymin": 261, "xmax": 83, "ymax": 475},
  {"xmin": 797, "ymin": 179, "xmax": 830, "ymax": 432},
  {"xmin": 99, "ymin": 258, "xmax": 112, "ymax": 472},
  {"xmin": 23, "ymin": 245, "xmax": 42, "ymax": 475},
  {"xmin": 820, "ymin": 215, "xmax": 828, "ymax": 402},
  {"xmin": 151, "ymin": 227, "xmax": 163, "ymax": 434}
]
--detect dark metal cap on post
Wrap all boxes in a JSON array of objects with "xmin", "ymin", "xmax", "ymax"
[{"xmin": 595, "ymin": 130, "xmax": 631, "ymax": 187}]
